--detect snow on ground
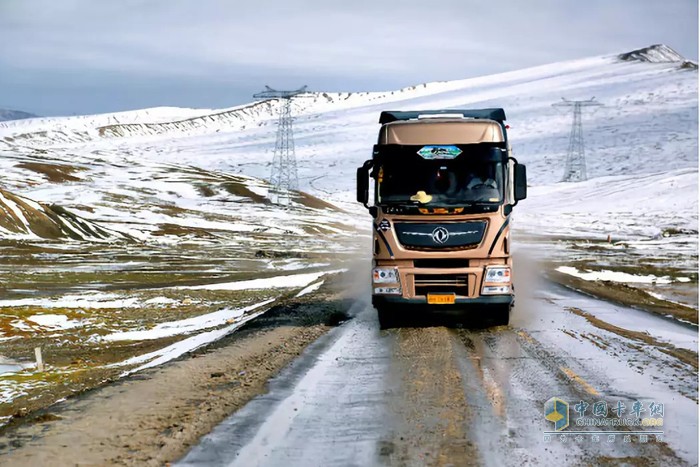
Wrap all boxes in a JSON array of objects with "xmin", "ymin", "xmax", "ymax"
[
  {"xmin": 519, "ymin": 168, "xmax": 698, "ymax": 241},
  {"xmin": 0, "ymin": 358, "xmax": 33, "ymax": 377},
  {"xmin": 102, "ymin": 298, "xmax": 275, "ymax": 342},
  {"xmin": 296, "ymin": 281, "xmax": 324, "ymax": 297},
  {"xmin": 110, "ymin": 308, "xmax": 270, "ymax": 376},
  {"xmin": 177, "ymin": 269, "xmax": 343, "ymax": 292},
  {"xmin": 556, "ymin": 266, "xmax": 691, "ymax": 284},
  {"xmin": 0, "ymin": 292, "xmax": 140, "ymax": 309},
  {"xmin": 26, "ymin": 314, "xmax": 86, "ymax": 330}
]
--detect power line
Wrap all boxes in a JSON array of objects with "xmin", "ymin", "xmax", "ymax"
[
  {"xmin": 253, "ymin": 85, "xmax": 310, "ymax": 206},
  {"xmin": 552, "ymin": 98, "xmax": 603, "ymax": 182}
]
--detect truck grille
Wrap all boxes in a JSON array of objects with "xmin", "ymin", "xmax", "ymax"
[
  {"xmin": 394, "ymin": 221, "xmax": 487, "ymax": 250},
  {"xmin": 414, "ymin": 274, "xmax": 469, "ymax": 296}
]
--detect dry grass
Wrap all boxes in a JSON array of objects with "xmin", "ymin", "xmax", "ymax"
[
  {"xmin": 294, "ymin": 191, "xmax": 343, "ymax": 212},
  {"xmin": 221, "ymin": 181, "xmax": 269, "ymax": 204},
  {"xmin": 15, "ymin": 162, "xmax": 85, "ymax": 183}
]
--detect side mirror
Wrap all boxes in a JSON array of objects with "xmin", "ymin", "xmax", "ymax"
[
  {"xmin": 514, "ymin": 163, "xmax": 527, "ymax": 202},
  {"xmin": 356, "ymin": 162, "xmax": 371, "ymax": 206}
]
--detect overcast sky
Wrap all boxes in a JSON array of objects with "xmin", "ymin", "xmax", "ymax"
[{"xmin": 0, "ymin": 0, "xmax": 697, "ymax": 116}]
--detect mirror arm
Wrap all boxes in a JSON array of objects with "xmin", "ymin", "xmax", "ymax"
[
  {"xmin": 360, "ymin": 160, "xmax": 373, "ymax": 209},
  {"xmin": 508, "ymin": 156, "xmax": 520, "ymax": 208}
]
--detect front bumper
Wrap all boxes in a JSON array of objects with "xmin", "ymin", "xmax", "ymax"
[{"xmin": 372, "ymin": 294, "xmax": 513, "ymax": 312}]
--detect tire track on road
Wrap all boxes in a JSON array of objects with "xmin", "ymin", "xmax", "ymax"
[
  {"xmin": 386, "ymin": 327, "xmax": 477, "ymax": 466},
  {"xmin": 453, "ymin": 325, "xmax": 688, "ymax": 466}
]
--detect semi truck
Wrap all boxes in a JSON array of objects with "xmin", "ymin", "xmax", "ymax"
[{"xmin": 356, "ymin": 109, "xmax": 527, "ymax": 328}]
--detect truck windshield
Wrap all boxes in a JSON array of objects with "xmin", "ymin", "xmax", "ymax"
[{"xmin": 377, "ymin": 155, "xmax": 504, "ymax": 206}]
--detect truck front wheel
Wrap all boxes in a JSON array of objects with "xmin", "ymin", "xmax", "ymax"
[
  {"xmin": 377, "ymin": 306, "xmax": 401, "ymax": 329},
  {"xmin": 491, "ymin": 304, "xmax": 511, "ymax": 326}
]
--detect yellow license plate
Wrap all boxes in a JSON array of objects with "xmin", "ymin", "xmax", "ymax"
[{"xmin": 427, "ymin": 293, "xmax": 456, "ymax": 305}]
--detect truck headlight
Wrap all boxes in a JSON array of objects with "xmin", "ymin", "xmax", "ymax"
[
  {"xmin": 483, "ymin": 266, "xmax": 511, "ymax": 284},
  {"xmin": 482, "ymin": 266, "xmax": 512, "ymax": 295},
  {"xmin": 372, "ymin": 267, "xmax": 400, "ymax": 284}
]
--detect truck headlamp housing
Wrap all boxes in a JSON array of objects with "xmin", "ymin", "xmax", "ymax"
[
  {"xmin": 372, "ymin": 267, "xmax": 400, "ymax": 284},
  {"xmin": 483, "ymin": 266, "xmax": 511, "ymax": 284},
  {"xmin": 482, "ymin": 266, "xmax": 512, "ymax": 295}
]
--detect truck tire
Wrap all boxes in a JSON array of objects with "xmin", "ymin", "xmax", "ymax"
[
  {"xmin": 377, "ymin": 307, "xmax": 401, "ymax": 329},
  {"xmin": 491, "ymin": 304, "xmax": 511, "ymax": 326}
]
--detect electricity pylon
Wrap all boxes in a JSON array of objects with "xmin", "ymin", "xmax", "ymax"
[
  {"xmin": 553, "ymin": 98, "xmax": 602, "ymax": 182},
  {"xmin": 253, "ymin": 85, "xmax": 310, "ymax": 206}
]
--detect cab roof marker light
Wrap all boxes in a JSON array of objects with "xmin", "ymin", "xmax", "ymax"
[{"xmin": 417, "ymin": 113, "xmax": 465, "ymax": 120}]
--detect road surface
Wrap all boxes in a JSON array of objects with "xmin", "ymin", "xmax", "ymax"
[{"xmin": 178, "ymin": 278, "xmax": 698, "ymax": 466}]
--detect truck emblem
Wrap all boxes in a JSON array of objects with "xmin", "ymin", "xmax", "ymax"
[
  {"xmin": 417, "ymin": 145, "xmax": 462, "ymax": 160},
  {"xmin": 431, "ymin": 227, "xmax": 450, "ymax": 244}
]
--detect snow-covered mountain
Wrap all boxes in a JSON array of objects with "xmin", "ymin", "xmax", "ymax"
[
  {"xmin": 0, "ymin": 44, "xmax": 696, "ymax": 251},
  {"xmin": 0, "ymin": 108, "xmax": 38, "ymax": 122},
  {"xmin": 619, "ymin": 44, "xmax": 698, "ymax": 69}
]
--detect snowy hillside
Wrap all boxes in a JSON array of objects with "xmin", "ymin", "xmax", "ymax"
[
  {"xmin": 619, "ymin": 43, "xmax": 698, "ymax": 68},
  {"xmin": 0, "ymin": 188, "xmax": 128, "ymax": 241},
  {"xmin": 0, "ymin": 45, "xmax": 695, "ymax": 246}
]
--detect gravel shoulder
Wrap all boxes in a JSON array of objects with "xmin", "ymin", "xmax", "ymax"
[{"xmin": 0, "ymin": 282, "xmax": 353, "ymax": 467}]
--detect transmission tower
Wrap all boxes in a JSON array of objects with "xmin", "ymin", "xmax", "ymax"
[
  {"xmin": 552, "ymin": 98, "xmax": 602, "ymax": 182},
  {"xmin": 253, "ymin": 85, "xmax": 310, "ymax": 206}
]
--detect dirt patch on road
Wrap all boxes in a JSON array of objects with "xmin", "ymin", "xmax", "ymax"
[
  {"xmin": 385, "ymin": 327, "xmax": 480, "ymax": 466},
  {"xmin": 568, "ymin": 307, "xmax": 698, "ymax": 370},
  {"xmin": 0, "ymin": 288, "xmax": 352, "ymax": 466},
  {"xmin": 550, "ymin": 270, "xmax": 698, "ymax": 325}
]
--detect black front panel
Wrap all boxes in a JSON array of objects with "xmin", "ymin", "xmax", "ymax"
[
  {"xmin": 414, "ymin": 273, "xmax": 469, "ymax": 296},
  {"xmin": 414, "ymin": 258, "xmax": 471, "ymax": 269},
  {"xmin": 394, "ymin": 221, "xmax": 487, "ymax": 249}
]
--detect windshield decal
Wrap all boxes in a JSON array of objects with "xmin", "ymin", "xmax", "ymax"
[{"xmin": 417, "ymin": 145, "xmax": 462, "ymax": 160}]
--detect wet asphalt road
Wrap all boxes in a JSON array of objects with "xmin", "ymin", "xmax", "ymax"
[{"xmin": 178, "ymin": 281, "xmax": 698, "ymax": 467}]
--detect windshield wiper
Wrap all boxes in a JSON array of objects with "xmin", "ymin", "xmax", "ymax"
[{"xmin": 382, "ymin": 200, "xmax": 420, "ymax": 207}]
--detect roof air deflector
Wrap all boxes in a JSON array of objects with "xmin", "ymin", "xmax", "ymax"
[{"xmin": 379, "ymin": 109, "xmax": 506, "ymax": 124}]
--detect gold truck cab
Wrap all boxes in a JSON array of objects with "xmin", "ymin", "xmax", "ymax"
[{"xmin": 356, "ymin": 109, "xmax": 527, "ymax": 328}]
